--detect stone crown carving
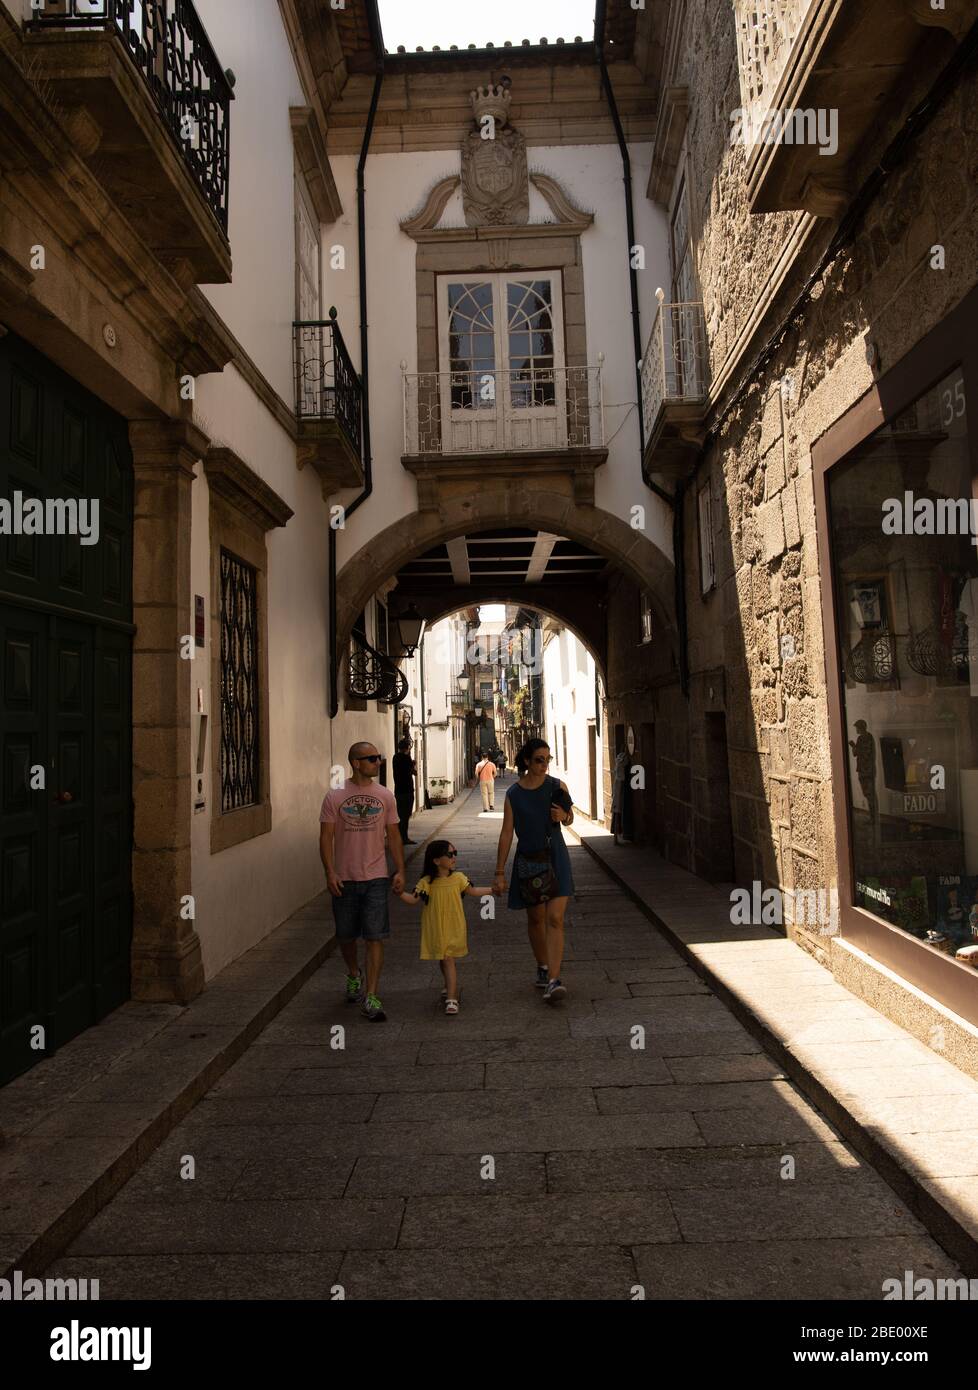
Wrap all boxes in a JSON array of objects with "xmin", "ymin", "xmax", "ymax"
[{"xmin": 470, "ymin": 82, "xmax": 512, "ymax": 127}]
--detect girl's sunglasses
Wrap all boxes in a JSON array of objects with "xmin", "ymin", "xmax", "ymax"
[{"xmin": 442, "ymin": 849, "xmax": 458, "ymax": 857}]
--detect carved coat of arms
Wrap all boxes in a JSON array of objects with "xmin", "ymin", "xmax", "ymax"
[{"xmin": 462, "ymin": 82, "xmax": 529, "ymax": 228}]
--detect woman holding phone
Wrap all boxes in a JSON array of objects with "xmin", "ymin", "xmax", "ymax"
[{"xmin": 493, "ymin": 737, "xmax": 574, "ymax": 1003}]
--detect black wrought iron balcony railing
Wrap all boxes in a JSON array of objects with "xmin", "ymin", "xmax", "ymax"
[
  {"xmin": 29, "ymin": 0, "xmax": 232, "ymax": 233},
  {"xmin": 347, "ymin": 635, "xmax": 407, "ymax": 705},
  {"xmin": 294, "ymin": 315, "xmax": 363, "ymax": 460}
]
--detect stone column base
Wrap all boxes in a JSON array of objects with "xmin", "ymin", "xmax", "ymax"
[{"xmin": 131, "ymin": 932, "xmax": 205, "ymax": 1004}]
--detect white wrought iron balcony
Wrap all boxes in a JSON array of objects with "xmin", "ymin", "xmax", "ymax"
[
  {"xmin": 732, "ymin": 0, "xmax": 970, "ymax": 215},
  {"xmin": 733, "ymin": 0, "xmax": 811, "ymax": 143},
  {"xmin": 401, "ymin": 365, "xmax": 604, "ymax": 458},
  {"xmin": 640, "ymin": 292, "xmax": 708, "ymax": 447}
]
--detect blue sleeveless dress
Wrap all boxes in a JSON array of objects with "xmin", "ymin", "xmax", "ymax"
[{"xmin": 506, "ymin": 776, "xmax": 574, "ymax": 909}]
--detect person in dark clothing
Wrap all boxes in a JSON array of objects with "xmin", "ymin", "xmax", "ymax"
[{"xmin": 392, "ymin": 737, "xmax": 417, "ymax": 845}]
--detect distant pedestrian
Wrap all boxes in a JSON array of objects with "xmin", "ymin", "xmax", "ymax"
[
  {"xmin": 398, "ymin": 840, "xmax": 497, "ymax": 1015},
  {"xmin": 495, "ymin": 750, "xmax": 506, "ymax": 773},
  {"xmin": 319, "ymin": 741, "xmax": 405, "ymax": 1022},
  {"xmin": 392, "ymin": 736, "xmax": 417, "ymax": 844},
  {"xmin": 475, "ymin": 750, "xmax": 498, "ymax": 812},
  {"xmin": 494, "ymin": 737, "xmax": 574, "ymax": 1004}
]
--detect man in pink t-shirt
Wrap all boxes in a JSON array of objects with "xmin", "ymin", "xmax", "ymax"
[{"xmin": 319, "ymin": 741, "xmax": 405, "ymax": 1022}]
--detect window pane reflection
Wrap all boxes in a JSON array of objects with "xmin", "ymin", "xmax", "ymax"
[{"xmin": 830, "ymin": 367, "xmax": 978, "ymax": 970}]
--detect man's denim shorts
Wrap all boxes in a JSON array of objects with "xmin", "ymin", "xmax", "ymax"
[{"xmin": 332, "ymin": 877, "xmax": 391, "ymax": 942}]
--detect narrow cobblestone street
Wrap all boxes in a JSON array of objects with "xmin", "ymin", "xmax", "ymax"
[{"xmin": 41, "ymin": 779, "xmax": 960, "ymax": 1301}]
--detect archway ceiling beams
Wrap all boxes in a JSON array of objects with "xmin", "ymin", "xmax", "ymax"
[
  {"xmin": 398, "ymin": 528, "xmax": 606, "ymax": 589},
  {"xmin": 446, "ymin": 536, "xmax": 471, "ymax": 585},
  {"xmin": 526, "ymin": 532, "xmax": 559, "ymax": 584}
]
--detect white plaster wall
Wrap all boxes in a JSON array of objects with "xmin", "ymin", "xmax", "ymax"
[
  {"xmin": 183, "ymin": 8, "xmax": 381, "ymax": 978},
  {"xmin": 418, "ymin": 615, "xmax": 470, "ymax": 799},
  {"xmin": 329, "ymin": 140, "xmax": 674, "ymax": 587},
  {"xmin": 543, "ymin": 629, "xmax": 602, "ymax": 820},
  {"xmin": 190, "ymin": 363, "xmax": 335, "ymax": 979},
  {"xmin": 195, "ymin": 0, "xmax": 305, "ymax": 403}
]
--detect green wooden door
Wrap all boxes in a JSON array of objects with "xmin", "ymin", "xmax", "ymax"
[{"xmin": 0, "ymin": 333, "xmax": 133, "ymax": 1083}]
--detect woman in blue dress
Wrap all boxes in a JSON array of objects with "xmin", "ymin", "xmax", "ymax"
[{"xmin": 493, "ymin": 737, "xmax": 575, "ymax": 1003}]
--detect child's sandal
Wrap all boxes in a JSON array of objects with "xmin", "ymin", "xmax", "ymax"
[{"xmin": 444, "ymin": 998, "xmax": 459, "ymax": 1015}]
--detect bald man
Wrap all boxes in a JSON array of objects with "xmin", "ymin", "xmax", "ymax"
[{"xmin": 319, "ymin": 741, "xmax": 405, "ymax": 1021}]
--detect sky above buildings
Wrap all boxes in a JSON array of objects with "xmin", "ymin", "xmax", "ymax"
[{"xmin": 378, "ymin": 0, "xmax": 596, "ymax": 51}]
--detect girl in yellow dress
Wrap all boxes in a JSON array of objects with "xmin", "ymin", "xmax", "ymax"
[{"xmin": 398, "ymin": 839, "xmax": 495, "ymax": 1015}]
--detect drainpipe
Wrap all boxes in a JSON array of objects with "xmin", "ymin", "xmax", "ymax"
[{"xmin": 328, "ymin": 8, "xmax": 384, "ymax": 718}]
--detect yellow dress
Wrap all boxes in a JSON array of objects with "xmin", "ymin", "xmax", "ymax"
[{"xmin": 415, "ymin": 871, "xmax": 470, "ymax": 960}]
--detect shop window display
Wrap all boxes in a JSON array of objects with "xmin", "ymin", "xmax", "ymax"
[{"xmin": 829, "ymin": 367, "xmax": 978, "ymax": 974}]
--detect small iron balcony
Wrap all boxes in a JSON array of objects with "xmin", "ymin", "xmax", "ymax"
[
  {"xmin": 294, "ymin": 315, "xmax": 364, "ymax": 494},
  {"xmin": 640, "ymin": 293, "xmax": 708, "ymax": 480},
  {"xmin": 27, "ymin": 0, "xmax": 233, "ymax": 278}
]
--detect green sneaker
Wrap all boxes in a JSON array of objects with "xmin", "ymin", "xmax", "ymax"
[
  {"xmin": 361, "ymin": 993, "xmax": 387, "ymax": 1022},
  {"xmin": 345, "ymin": 973, "xmax": 365, "ymax": 1005}
]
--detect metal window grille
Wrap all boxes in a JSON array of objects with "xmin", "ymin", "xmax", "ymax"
[{"xmin": 219, "ymin": 548, "xmax": 259, "ymax": 812}]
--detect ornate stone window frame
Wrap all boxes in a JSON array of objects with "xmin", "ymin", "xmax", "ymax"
[
  {"xmin": 401, "ymin": 172, "xmax": 594, "ymax": 387},
  {"xmin": 203, "ymin": 446, "xmax": 293, "ymax": 854}
]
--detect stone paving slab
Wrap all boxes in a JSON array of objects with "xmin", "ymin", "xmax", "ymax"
[
  {"xmin": 45, "ymin": 1253, "xmax": 347, "ymax": 1301},
  {"xmin": 631, "ymin": 1237, "xmax": 961, "ymax": 1301},
  {"xmin": 544, "ymin": 1140, "xmax": 870, "ymax": 1192},
  {"xmin": 336, "ymin": 1246, "xmax": 638, "ymax": 1300},
  {"xmin": 396, "ymin": 1192, "xmax": 679, "ymax": 1247},
  {"xmin": 68, "ymin": 1198, "xmax": 404, "ymax": 1256},
  {"xmin": 346, "ymin": 1153, "xmax": 547, "ymax": 1197}
]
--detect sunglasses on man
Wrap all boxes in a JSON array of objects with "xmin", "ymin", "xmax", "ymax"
[{"xmin": 356, "ymin": 754, "xmax": 383, "ymax": 763}]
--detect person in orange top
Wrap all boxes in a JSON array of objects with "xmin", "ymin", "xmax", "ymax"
[{"xmin": 475, "ymin": 751, "xmax": 498, "ymax": 812}]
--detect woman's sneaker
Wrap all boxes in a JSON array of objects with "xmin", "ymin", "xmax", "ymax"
[
  {"xmin": 534, "ymin": 965, "xmax": 549, "ymax": 990},
  {"xmin": 361, "ymin": 993, "xmax": 386, "ymax": 1022},
  {"xmin": 345, "ymin": 973, "xmax": 365, "ymax": 1005},
  {"xmin": 542, "ymin": 979, "xmax": 567, "ymax": 1004}
]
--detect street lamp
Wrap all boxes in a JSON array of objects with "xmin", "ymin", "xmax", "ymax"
[
  {"xmin": 393, "ymin": 603, "xmax": 424, "ymax": 657},
  {"xmin": 457, "ymin": 673, "xmax": 470, "ymax": 693}
]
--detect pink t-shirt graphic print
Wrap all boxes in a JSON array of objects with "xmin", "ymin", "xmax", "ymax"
[{"xmin": 319, "ymin": 780, "xmax": 400, "ymax": 880}]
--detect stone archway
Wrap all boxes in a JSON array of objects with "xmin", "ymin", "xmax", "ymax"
[{"xmin": 335, "ymin": 486, "xmax": 675, "ymax": 675}]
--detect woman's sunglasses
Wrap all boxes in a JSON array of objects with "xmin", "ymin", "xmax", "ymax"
[{"xmin": 441, "ymin": 849, "xmax": 458, "ymax": 857}]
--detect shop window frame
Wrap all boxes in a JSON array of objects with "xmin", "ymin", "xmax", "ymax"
[{"xmin": 812, "ymin": 283, "xmax": 978, "ymax": 1027}]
